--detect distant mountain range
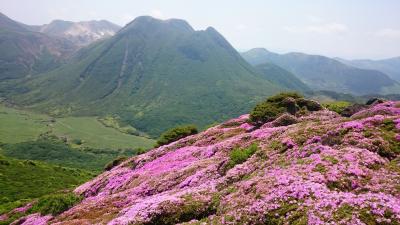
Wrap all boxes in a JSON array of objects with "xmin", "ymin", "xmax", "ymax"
[
  {"xmin": 242, "ymin": 48, "xmax": 400, "ymax": 95},
  {"xmin": 27, "ymin": 19, "xmax": 121, "ymax": 46},
  {"xmin": 336, "ymin": 57, "xmax": 400, "ymax": 82}
]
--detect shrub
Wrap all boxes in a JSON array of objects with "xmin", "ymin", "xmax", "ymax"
[
  {"xmin": 266, "ymin": 92, "xmax": 303, "ymax": 104},
  {"xmin": 323, "ymin": 101, "xmax": 351, "ymax": 114},
  {"xmin": 29, "ymin": 193, "xmax": 82, "ymax": 216},
  {"xmin": 228, "ymin": 143, "xmax": 258, "ymax": 167},
  {"xmin": 125, "ymin": 128, "xmax": 139, "ymax": 136},
  {"xmin": 250, "ymin": 92, "xmax": 322, "ymax": 126},
  {"xmin": 104, "ymin": 156, "xmax": 128, "ymax": 171},
  {"xmin": 250, "ymin": 102, "xmax": 285, "ymax": 125},
  {"xmin": 71, "ymin": 139, "xmax": 83, "ymax": 145},
  {"xmin": 156, "ymin": 125, "xmax": 198, "ymax": 147}
]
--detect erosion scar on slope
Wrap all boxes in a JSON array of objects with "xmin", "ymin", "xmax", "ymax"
[{"xmin": 117, "ymin": 41, "xmax": 129, "ymax": 89}]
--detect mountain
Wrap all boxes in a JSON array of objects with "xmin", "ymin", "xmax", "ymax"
[
  {"xmin": 5, "ymin": 99, "xmax": 400, "ymax": 224},
  {"xmin": 5, "ymin": 16, "xmax": 300, "ymax": 136},
  {"xmin": 242, "ymin": 48, "xmax": 400, "ymax": 95},
  {"xmin": 337, "ymin": 57, "xmax": 400, "ymax": 82},
  {"xmin": 0, "ymin": 12, "xmax": 76, "ymax": 81},
  {"xmin": 254, "ymin": 62, "xmax": 310, "ymax": 92},
  {"xmin": 29, "ymin": 19, "xmax": 121, "ymax": 46}
]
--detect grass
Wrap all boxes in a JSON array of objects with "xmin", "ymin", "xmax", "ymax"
[
  {"xmin": 0, "ymin": 154, "xmax": 94, "ymax": 205},
  {"xmin": 29, "ymin": 193, "xmax": 83, "ymax": 216},
  {"xmin": 52, "ymin": 117, "xmax": 155, "ymax": 149},
  {"xmin": 0, "ymin": 104, "xmax": 155, "ymax": 149},
  {"xmin": 0, "ymin": 105, "xmax": 50, "ymax": 143},
  {"xmin": 0, "ymin": 138, "xmax": 140, "ymax": 171},
  {"xmin": 322, "ymin": 101, "xmax": 351, "ymax": 114},
  {"xmin": 228, "ymin": 143, "xmax": 258, "ymax": 168}
]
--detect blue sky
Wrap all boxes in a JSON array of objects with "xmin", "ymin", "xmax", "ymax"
[{"xmin": 1, "ymin": 0, "xmax": 399, "ymax": 59}]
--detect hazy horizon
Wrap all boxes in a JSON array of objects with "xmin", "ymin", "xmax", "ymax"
[{"xmin": 1, "ymin": 0, "xmax": 399, "ymax": 60}]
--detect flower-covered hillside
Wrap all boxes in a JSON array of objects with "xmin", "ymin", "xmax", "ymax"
[{"xmin": 8, "ymin": 100, "xmax": 400, "ymax": 225}]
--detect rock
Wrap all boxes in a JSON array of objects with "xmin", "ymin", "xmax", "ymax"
[
  {"xmin": 366, "ymin": 98, "xmax": 385, "ymax": 106},
  {"xmin": 296, "ymin": 98, "xmax": 323, "ymax": 111},
  {"xmin": 282, "ymin": 97, "xmax": 297, "ymax": 115},
  {"xmin": 340, "ymin": 104, "xmax": 368, "ymax": 117},
  {"xmin": 272, "ymin": 113, "xmax": 298, "ymax": 127}
]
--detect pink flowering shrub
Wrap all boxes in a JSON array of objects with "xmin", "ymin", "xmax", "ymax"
[{"xmin": 10, "ymin": 101, "xmax": 400, "ymax": 225}]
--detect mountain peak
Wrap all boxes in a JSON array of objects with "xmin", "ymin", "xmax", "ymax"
[
  {"xmin": 34, "ymin": 19, "xmax": 120, "ymax": 46},
  {"xmin": 0, "ymin": 12, "xmax": 27, "ymax": 31},
  {"xmin": 123, "ymin": 16, "xmax": 194, "ymax": 33}
]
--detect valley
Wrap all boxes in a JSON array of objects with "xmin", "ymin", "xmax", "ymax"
[{"xmin": 0, "ymin": 104, "xmax": 154, "ymax": 149}]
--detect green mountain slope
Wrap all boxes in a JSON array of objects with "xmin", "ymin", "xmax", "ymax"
[
  {"xmin": 7, "ymin": 16, "xmax": 293, "ymax": 136},
  {"xmin": 337, "ymin": 57, "xmax": 400, "ymax": 82},
  {"xmin": 0, "ymin": 154, "xmax": 94, "ymax": 205},
  {"xmin": 242, "ymin": 48, "xmax": 400, "ymax": 95},
  {"xmin": 254, "ymin": 62, "xmax": 310, "ymax": 92},
  {"xmin": 0, "ymin": 12, "xmax": 76, "ymax": 82}
]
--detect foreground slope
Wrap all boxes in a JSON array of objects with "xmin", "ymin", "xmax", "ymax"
[
  {"xmin": 9, "ymin": 16, "xmax": 288, "ymax": 136},
  {"xmin": 242, "ymin": 48, "xmax": 400, "ymax": 95},
  {"xmin": 9, "ymin": 100, "xmax": 400, "ymax": 224}
]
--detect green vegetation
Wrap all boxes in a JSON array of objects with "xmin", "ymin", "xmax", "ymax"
[
  {"xmin": 0, "ymin": 192, "xmax": 83, "ymax": 225},
  {"xmin": 52, "ymin": 117, "xmax": 155, "ymax": 149},
  {"xmin": 263, "ymin": 201, "xmax": 307, "ymax": 225},
  {"xmin": 29, "ymin": 193, "xmax": 82, "ymax": 216},
  {"xmin": 156, "ymin": 125, "xmax": 198, "ymax": 147},
  {"xmin": 98, "ymin": 116, "xmax": 145, "ymax": 137},
  {"xmin": 254, "ymin": 62, "xmax": 310, "ymax": 92},
  {"xmin": 229, "ymin": 143, "xmax": 258, "ymax": 167},
  {"xmin": 323, "ymin": 101, "xmax": 351, "ymax": 114},
  {"xmin": 265, "ymin": 92, "xmax": 303, "ymax": 104},
  {"xmin": 0, "ymin": 105, "xmax": 50, "ymax": 144},
  {"xmin": 0, "ymin": 154, "xmax": 93, "ymax": 205},
  {"xmin": 147, "ymin": 194, "xmax": 219, "ymax": 225},
  {"xmin": 104, "ymin": 156, "xmax": 128, "ymax": 171},
  {"xmin": 250, "ymin": 92, "xmax": 322, "ymax": 125},
  {"xmin": 378, "ymin": 118, "xmax": 400, "ymax": 159},
  {"xmin": 0, "ymin": 104, "xmax": 155, "ymax": 149},
  {"xmin": 250, "ymin": 103, "xmax": 285, "ymax": 125},
  {"xmin": 0, "ymin": 137, "xmax": 140, "ymax": 171}
]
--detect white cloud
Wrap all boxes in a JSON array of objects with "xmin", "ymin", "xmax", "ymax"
[
  {"xmin": 119, "ymin": 14, "xmax": 135, "ymax": 25},
  {"xmin": 236, "ymin": 23, "xmax": 247, "ymax": 31},
  {"xmin": 284, "ymin": 23, "xmax": 348, "ymax": 35},
  {"xmin": 306, "ymin": 23, "xmax": 348, "ymax": 34},
  {"xmin": 306, "ymin": 15, "xmax": 323, "ymax": 23},
  {"xmin": 282, "ymin": 26, "xmax": 301, "ymax": 33},
  {"xmin": 150, "ymin": 9, "xmax": 165, "ymax": 19},
  {"xmin": 375, "ymin": 28, "xmax": 400, "ymax": 39}
]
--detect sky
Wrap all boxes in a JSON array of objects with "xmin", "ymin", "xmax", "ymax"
[{"xmin": 1, "ymin": 0, "xmax": 400, "ymax": 59}]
